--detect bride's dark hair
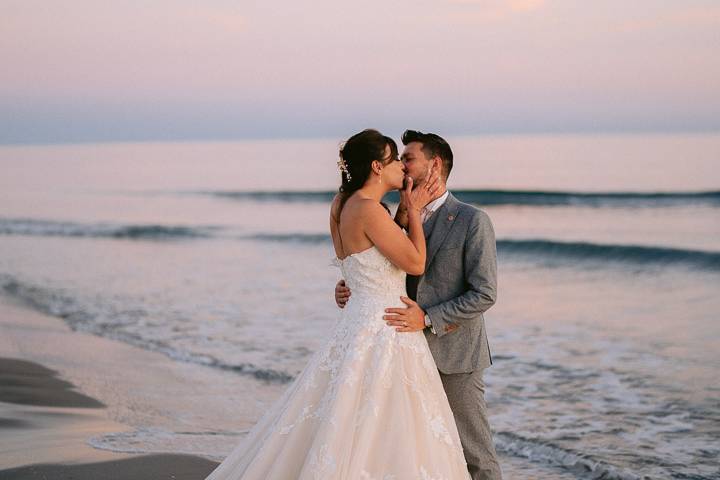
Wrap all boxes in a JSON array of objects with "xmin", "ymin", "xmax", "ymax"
[{"xmin": 336, "ymin": 129, "xmax": 398, "ymax": 218}]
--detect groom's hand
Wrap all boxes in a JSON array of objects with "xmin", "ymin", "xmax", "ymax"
[
  {"xmin": 335, "ymin": 280, "xmax": 351, "ymax": 308},
  {"xmin": 383, "ymin": 296, "xmax": 426, "ymax": 332}
]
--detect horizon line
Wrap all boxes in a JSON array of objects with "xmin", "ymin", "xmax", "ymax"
[{"xmin": 2, "ymin": 127, "xmax": 719, "ymax": 147}]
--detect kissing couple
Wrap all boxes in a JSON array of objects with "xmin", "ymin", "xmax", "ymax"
[{"xmin": 205, "ymin": 129, "xmax": 503, "ymax": 479}]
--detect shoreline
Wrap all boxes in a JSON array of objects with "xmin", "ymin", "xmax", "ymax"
[
  {"xmin": 0, "ymin": 454, "xmax": 218, "ymax": 480},
  {"xmin": 0, "ymin": 355, "xmax": 218, "ymax": 479},
  {"xmin": 0, "ymin": 296, "xmax": 284, "ymax": 476}
]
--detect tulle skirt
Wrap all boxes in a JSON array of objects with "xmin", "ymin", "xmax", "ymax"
[{"xmin": 205, "ymin": 295, "xmax": 471, "ymax": 480}]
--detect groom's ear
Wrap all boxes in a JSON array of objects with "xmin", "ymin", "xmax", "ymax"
[{"xmin": 432, "ymin": 157, "xmax": 444, "ymax": 177}]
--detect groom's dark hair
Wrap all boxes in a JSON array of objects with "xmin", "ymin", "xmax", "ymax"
[{"xmin": 401, "ymin": 130, "xmax": 453, "ymax": 179}]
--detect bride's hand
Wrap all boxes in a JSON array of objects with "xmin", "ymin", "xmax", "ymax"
[{"xmin": 401, "ymin": 165, "xmax": 442, "ymax": 214}]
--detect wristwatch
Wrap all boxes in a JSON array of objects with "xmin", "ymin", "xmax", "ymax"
[{"xmin": 424, "ymin": 313, "xmax": 436, "ymax": 334}]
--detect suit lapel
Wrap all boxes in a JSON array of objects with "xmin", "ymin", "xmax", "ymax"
[
  {"xmin": 422, "ymin": 207, "xmax": 439, "ymax": 238},
  {"xmin": 424, "ymin": 193, "xmax": 461, "ymax": 269}
]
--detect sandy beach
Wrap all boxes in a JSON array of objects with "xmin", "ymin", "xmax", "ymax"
[
  {"xmin": 0, "ymin": 357, "xmax": 218, "ymax": 479},
  {"xmin": 0, "ymin": 296, "xmax": 284, "ymax": 479}
]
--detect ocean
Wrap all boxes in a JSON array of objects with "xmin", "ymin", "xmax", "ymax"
[{"xmin": 1, "ymin": 133, "xmax": 719, "ymax": 479}]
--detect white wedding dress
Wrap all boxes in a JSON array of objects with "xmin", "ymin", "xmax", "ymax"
[{"xmin": 205, "ymin": 246, "xmax": 471, "ymax": 480}]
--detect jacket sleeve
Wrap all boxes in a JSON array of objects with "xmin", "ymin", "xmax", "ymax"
[{"xmin": 425, "ymin": 210, "xmax": 497, "ymax": 338}]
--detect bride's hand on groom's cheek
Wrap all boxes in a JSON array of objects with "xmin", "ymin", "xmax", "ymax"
[
  {"xmin": 383, "ymin": 296, "xmax": 426, "ymax": 332},
  {"xmin": 408, "ymin": 166, "xmax": 441, "ymax": 209}
]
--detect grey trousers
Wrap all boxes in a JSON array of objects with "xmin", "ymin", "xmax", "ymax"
[{"xmin": 440, "ymin": 368, "xmax": 503, "ymax": 480}]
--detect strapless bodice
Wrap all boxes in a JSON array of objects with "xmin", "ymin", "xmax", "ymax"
[{"xmin": 333, "ymin": 245, "xmax": 406, "ymax": 301}]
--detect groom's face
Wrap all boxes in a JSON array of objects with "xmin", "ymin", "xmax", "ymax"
[{"xmin": 401, "ymin": 142, "xmax": 432, "ymax": 186}]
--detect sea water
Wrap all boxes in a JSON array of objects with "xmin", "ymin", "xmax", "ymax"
[{"xmin": 1, "ymin": 133, "xmax": 718, "ymax": 479}]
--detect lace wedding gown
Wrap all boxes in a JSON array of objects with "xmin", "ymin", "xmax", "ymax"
[{"xmin": 205, "ymin": 246, "xmax": 471, "ymax": 480}]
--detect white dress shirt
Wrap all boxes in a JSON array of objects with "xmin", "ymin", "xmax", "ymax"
[{"xmin": 421, "ymin": 190, "xmax": 449, "ymax": 224}]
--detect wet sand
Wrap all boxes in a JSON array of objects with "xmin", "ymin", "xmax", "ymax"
[
  {"xmin": 0, "ymin": 357, "xmax": 105, "ymax": 408},
  {"xmin": 0, "ymin": 296, "xmax": 281, "ymax": 477},
  {"xmin": 0, "ymin": 355, "xmax": 219, "ymax": 478},
  {"xmin": 0, "ymin": 454, "xmax": 218, "ymax": 480}
]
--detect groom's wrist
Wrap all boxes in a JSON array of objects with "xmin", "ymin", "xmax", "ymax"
[{"xmin": 423, "ymin": 313, "xmax": 436, "ymax": 334}]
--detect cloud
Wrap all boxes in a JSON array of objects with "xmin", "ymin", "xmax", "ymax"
[
  {"xmin": 613, "ymin": 5, "xmax": 720, "ymax": 33},
  {"xmin": 177, "ymin": 6, "xmax": 247, "ymax": 34},
  {"xmin": 449, "ymin": 0, "xmax": 545, "ymax": 11},
  {"xmin": 508, "ymin": 0, "xmax": 545, "ymax": 12},
  {"xmin": 444, "ymin": 0, "xmax": 545, "ymax": 23}
]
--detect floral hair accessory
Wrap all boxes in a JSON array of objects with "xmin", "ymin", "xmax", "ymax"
[{"xmin": 337, "ymin": 156, "xmax": 352, "ymax": 181}]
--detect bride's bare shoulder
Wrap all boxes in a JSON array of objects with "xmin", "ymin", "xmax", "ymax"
[
  {"xmin": 354, "ymin": 198, "xmax": 390, "ymax": 221},
  {"xmin": 332, "ymin": 194, "xmax": 387, "ymax": 223},
  {"xmin": 330, "ymin": 193, "xmax": 343, "ymax": 222}
]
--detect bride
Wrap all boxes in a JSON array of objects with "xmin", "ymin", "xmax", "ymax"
[{"xmin": 205, "ymin": 129, "xmax": 472, "ymax": 479}]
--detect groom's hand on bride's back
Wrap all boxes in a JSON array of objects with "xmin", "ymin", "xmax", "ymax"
[
  {"xmin": 383, "ymin": 296, "xmax": 426, "ymax": 332},
  {"xmin": 335, "ymin": 280, "xmax": 351, "ymax": 308}
]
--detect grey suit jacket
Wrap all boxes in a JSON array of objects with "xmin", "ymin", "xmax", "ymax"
[{"xmin": 408, "ymin": 192, "xmax": 498, "ymax": 374}]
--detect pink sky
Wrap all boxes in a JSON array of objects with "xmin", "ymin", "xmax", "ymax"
[{"xmin": 1, "ymin": 0, "xmax": 719, "ymax": 143}]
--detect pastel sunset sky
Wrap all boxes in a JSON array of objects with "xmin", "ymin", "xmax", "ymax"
[{"xmin": 2, "ymin": 0, "xmax": 719, "ymax": 143}]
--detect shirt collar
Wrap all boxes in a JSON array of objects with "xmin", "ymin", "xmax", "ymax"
[{"xmin": 424, "ymin": 190, "xmax": 449, "ymax": 215}]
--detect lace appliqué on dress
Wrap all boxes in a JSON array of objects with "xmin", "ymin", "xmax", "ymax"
[{"xmin": 205, "ymin": 246, "xmax": 470, "ymax": 480}]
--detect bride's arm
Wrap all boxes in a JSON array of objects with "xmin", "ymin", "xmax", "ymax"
[
  {"xmin": 362, "ymin": 179, "xmax": 426, "ymax": 275},
  {"xmin": 362, "ymin": 202, "xmax": 425, "ymax": 275}
]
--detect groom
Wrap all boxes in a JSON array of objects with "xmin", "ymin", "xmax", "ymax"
[{"xmin": 334, "ymin": 130, "xmax": 503, "ymax": 480}]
